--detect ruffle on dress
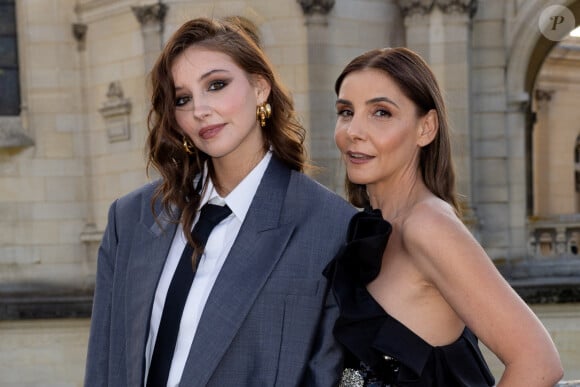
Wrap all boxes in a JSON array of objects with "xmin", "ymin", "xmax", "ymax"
[{"xmin": 324, "ymin": 209, "xmax": 495, "ymax": 386}]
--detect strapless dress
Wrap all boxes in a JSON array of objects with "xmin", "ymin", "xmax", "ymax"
[{"xmin": 324, "ymin": 209, "xmax": 495, "ymax": 387}]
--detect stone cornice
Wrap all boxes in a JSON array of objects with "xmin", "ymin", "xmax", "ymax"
[{"xmin": 0, "ymin": 287, "xmax": 93, "ymax": 320}]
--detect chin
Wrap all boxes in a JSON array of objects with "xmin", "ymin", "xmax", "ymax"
[{"xmin": 346, "ymin": 174, "xmax": 368, "ymax": 186}]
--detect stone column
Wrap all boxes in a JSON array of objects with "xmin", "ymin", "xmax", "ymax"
[
  {"xmin": 532, "ymin": 89, "xmax": 554, "ymax": 216},
  {"xmin": 131, "ymin": 2, "xmax": 167, "ymax": 73},
  {"xmin": 397, "ymin": 0, "xmax": 478, "ymax": 228},
  {"xmin": 297, "ymin": 0, "xmax": 342, "ymax": 192}
]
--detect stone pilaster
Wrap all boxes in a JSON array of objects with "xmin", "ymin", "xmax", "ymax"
[
  {"xmin": 297, "ymin": 0, "xmax": 340, "ymax": 191},
  {"xmin": 532, "ymin": 89, "xmax": 554, "ymax": 216},
  {"xmin": 397, "ymin": 0, "xmax": 478, "ymax": 229},
  {"xmin": 131, "ymin": 2, "xmax": 167, "ymax": 73}
]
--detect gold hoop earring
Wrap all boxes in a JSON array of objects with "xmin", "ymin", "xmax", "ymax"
[
  {"xmin": 183, "ymin": 136, "xmax": 194, "ymax": 155},
  {"xmin": 256, "ymin": 102, "xmax": 272, "ymax": 128}
]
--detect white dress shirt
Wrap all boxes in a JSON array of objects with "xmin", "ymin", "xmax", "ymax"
[{"xmin": 144, "ymin": 151, "xmax": 272, "ymax": 387}]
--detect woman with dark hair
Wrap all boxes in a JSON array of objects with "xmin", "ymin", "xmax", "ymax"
[
  {"xmin": 84, "ymin": 16, "xmax": 355, "ymax": 387},
  {"xmin": 326, "ymin": 47, "xmax": 563, "ymax": 386}
]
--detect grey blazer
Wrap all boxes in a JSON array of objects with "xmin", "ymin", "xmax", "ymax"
[{"xmin": 84, "ymin": 156, "xmax": 356, "ymax": 387}]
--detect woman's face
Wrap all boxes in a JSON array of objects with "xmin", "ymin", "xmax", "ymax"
[
  {"xmin": 334, "ymin": 68, "xmax": 426, "ymax": 188},
  {"xmin": 172, "ymin": 46, "xmax": 269, "ymax": 165}
]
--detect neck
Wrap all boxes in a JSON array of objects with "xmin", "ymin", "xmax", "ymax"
[
  {"xmin": 211, "ymin": 148, "xmax": 267, "ymax": 197},
  {"xmin": 367, "ymin": 173, "xmax": 427, "ymax": 221}
]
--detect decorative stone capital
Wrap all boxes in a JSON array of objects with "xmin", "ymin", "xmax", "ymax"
[
  {"xmin": 131, "ymin": 2, "xmax": 168, "ymax": 27},
  {"xmin": 396, "ymin": 0, "xmax": 435, "ymax": 18},
  {"xmin": 72, "ymin": 23, "xmax": 87, "ymax": 51},
  {"xmin": 435, "ymin": 0, "xmax": 477, "ymax": 17},
  {"xmin": 297, "ymin": 0, "xmax": 335, "ymax": 16},
  {"xmin": 397, "ymin": 0, "xmax": 477, "ymax": 18}
]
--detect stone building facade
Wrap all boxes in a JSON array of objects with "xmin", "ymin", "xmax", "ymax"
[{"xmin": 0, "ymin": 0, "xmax": 579, "ymax": 385}]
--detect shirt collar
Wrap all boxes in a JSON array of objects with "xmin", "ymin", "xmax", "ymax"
[{"xmin": 199, "ymin": 151, "xmax": 272, "ymax": 223}]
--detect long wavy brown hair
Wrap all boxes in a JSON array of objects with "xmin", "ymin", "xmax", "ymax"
[
  {"xmin": 334, "ymin": 47, "xmax": 459, "ymax": 214},
  {"xmin": 146, "ymin": 16, "xmax": 307, "ymax": 257}
]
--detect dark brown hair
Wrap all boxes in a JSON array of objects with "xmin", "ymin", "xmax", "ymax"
[
  {"xmin": 146, "ymin": 17, "xmax": 307, "ymax": 256},
  {"xmin": 334, "ymin": 47, "xmax": 459, "ymax": 213}
]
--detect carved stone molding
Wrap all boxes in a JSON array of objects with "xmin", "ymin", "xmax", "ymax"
[
  {"xmin": 297, "ymin": 0, "xmax": 335, "ymax": 16},
  {"xmin": 99, "ymin": 81, "xmax": 132, "ymax": 143},
  {"xmin": 535, "ymin": 89, "xmax": 555, "ymax": 102},
  {"xmin": 72, "ymin": 23, "xmax": 87, "ymax": 51},
  {"xmin": 80, "ymin": 223, "xmax": 103, "ymax": 244},
  {"xmin": 396, "ymin": 0, "xmax": 435, "ymax": 18},
  {"xmin": 397, "ymin": 0, "xmax": 477, "ymax": 18},
  {"xmin": 0, "ymin": 286, "xmax": 93, "ymax": 320},
  {"xmin": 436, "ymin": 0, "xmax": 477, "ymax": 17},
  {"xmin": 131, "ymin": 2, "xmax": 168, "ymax": 27},
  {"xmin": 0, "ymin": 116, "xmax": 33, "ymax": 149}
]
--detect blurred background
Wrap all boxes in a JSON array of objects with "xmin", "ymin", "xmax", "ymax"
[{"xmin": 1, "ymin": 0, "xmax": 580, "ymax": 385}]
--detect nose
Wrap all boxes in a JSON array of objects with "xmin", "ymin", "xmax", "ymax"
[
  {"xmin": 344, "ymin": 115, "xmax": 366, "ymax": 141},
  {"xmin": 192, "ymin": 102, "xmax": 211, "ymax": 120}
]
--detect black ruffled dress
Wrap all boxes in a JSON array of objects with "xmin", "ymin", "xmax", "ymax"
[{"xmin": 324, "ymin": 209, "xmax": 495, "ymax": 387}]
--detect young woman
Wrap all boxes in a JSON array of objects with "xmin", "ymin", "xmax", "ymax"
[
  {"xmin": 84, "ymin": 17, "xmax": 355, "ymax": 387},
  {"xmin": 326, "ymin": 47, "xmax": 563, "ymax": 386}
]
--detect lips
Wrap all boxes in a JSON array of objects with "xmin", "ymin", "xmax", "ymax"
[
  {"xmin": 199, "ymin": 124, "xmax": 225, "ymax": 140},
  {"xmin": 346, "ymin": 151, "xmax": 374, "ymax": 164}
]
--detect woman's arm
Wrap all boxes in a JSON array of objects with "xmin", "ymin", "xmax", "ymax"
[{"xmin": 404, "ymin": 201, "xmax": 563, "ymax": 387}]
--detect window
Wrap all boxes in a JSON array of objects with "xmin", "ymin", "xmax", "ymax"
[
  {"xmin": 575, "ymin": 134, "xmax": 580, "ymax": 192},
  {"xmin": 0, "ymin": 0, "xmax": 20, "ymax": 116}
]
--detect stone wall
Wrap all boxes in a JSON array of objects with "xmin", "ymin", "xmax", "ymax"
[{"xmin": 1, "ymin": 0, "xmax": 580, "ymax": 385}]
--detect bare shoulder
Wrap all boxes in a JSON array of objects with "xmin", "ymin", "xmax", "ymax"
[
  {"xmin": 402, "ymin": 197, "xmax": 465, "ymax": 244},
  {"xmin": 400, "ymin": 197, "xmax": 480, "ymax": 273}
]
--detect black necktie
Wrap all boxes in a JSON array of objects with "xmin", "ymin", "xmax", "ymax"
[{"xmin": 147, "ymin": 203, "xmax": 232, "ymax": 387}]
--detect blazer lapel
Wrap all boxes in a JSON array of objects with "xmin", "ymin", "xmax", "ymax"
[
  {"xmin": 125, "ymin": 197, "xmax": 178, "ymax": 386},
  {"xmin": 179, "ymin": 157, "xmax": 293, "ymax": 386}
]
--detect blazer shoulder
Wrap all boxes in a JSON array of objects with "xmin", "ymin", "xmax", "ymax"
[
  {"xmin": 111, "ymin": 180, "xmax": 161, "ymax": 222},
  {"xmin": 288, "ymin": 171, "xmax": 356, "ymax": 219}
]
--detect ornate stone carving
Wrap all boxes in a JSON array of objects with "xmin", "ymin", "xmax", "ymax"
[
  {"xmin": 435, "ymin": 0, "xmax": 477, "ymax": 17},
  {"xmin": 72, "ymin": 23, "xmax": 87, "ymax": 51},
  {"xmin": 396, "ymin": 0, "xmax": 435, "ymax": 18},
  {"xmin": 535, "ymin": 88, "xmax": 555, "ymax": 102},
  {"xmin": 131, "ymin": 2, "xmax": 168, "ymax": 26},
  {"xmin": 397, "ymin": 0, "xmax": 477, "ymax": 18},
  {"xmin": 99, "ymin": 81, "xmax": 132, "ymax": 142},
  {"xmin": 297, "ymin": 0, "xmax": 335, "ymax": 16}
]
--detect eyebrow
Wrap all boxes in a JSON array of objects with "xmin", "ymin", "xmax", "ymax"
[
  {"xmin": 335, "ymin": 96, "xmax": 399, "ymax": 109},
  {"xmin": 199, "ymin": 68, "xmax": 229, "ymax": 81},
  {"xmin": 174, "ymin": 69, "xmax": 230, "ymax": 91}
]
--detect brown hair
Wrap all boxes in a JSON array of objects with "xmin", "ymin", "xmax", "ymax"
[
  {"xmin": 146, "ymin": 16, "xmax": 307, "ymax": 256},
  {"xmin": 334, "ymin": 47, "xmax": 459, "ymax": 213}
]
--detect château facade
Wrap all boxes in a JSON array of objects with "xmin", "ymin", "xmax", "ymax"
[{"xmin": 1, "ymin": 0, "xmax": 579, "ymax": 384}]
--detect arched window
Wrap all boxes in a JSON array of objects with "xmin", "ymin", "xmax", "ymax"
[{"xmin": 0, "ymin": 0, "xmax": 20, "ymax": 116}]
